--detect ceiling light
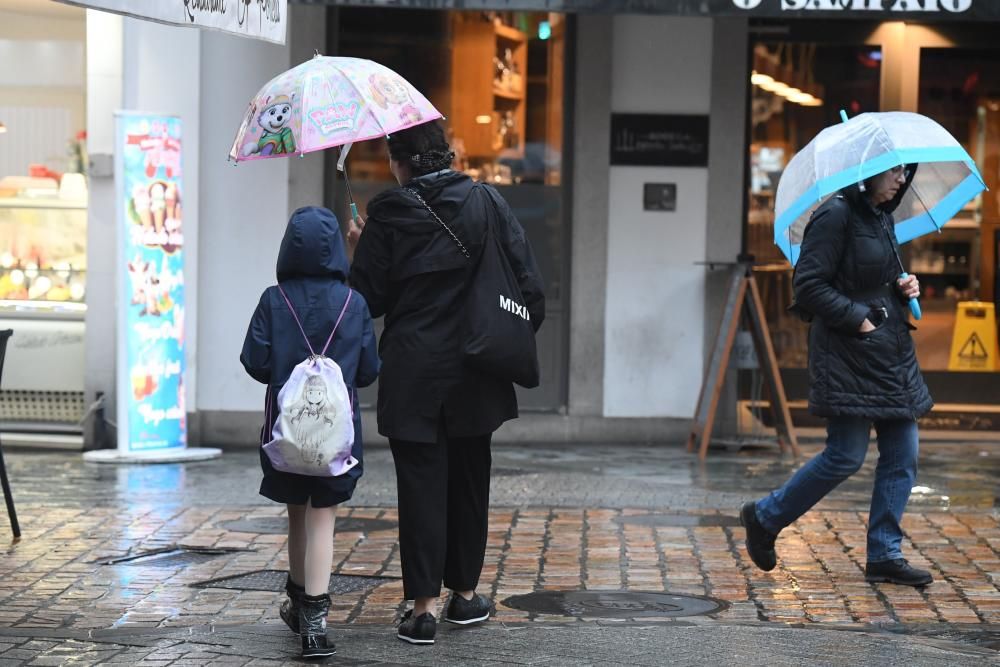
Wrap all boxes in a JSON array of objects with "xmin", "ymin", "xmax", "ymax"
[
  {"xmin": 475, "ymin": 115, "xmax": 492, "ymax": 125},
  {"xmin": 777, "ymin": 87, "xmax": 802, "ymax": 98},
  {"xmin": 751, "ymin": 71, "xmax": 775, "ymax": 86},
  {"xmin": 0, "ymin": 122, "xmax": 6, "ymax": 134},
  {"xmin": 767, "ymin": 82, "xmax": 791, "ymax": 96},
  {"xmin": 787, "ymin": 92, "xmax": 814, "ymax": 104},
  {"xmin": 800, "ymin": 97, "xmax": 823, "ymax": 107}
]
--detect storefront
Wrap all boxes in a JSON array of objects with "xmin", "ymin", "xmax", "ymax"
[
  {"xmin": 744, "ymin": 17, "xmax": 1000, "ymax": 424},
  {"xmin": 0, "ymin": 1, "xmax": 89, "ymax": 437},
  {"xmin": 41, "ymin": 0, "xmax": 1000, "ymax": 448},
  {"xmin": 325, "ymin": 8, "xmax": 571, "ymax": 411}
]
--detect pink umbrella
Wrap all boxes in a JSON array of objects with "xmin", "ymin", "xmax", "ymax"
[{"xmin": 229, "ymin": 55, "xmax": 443, "ymax": 216}]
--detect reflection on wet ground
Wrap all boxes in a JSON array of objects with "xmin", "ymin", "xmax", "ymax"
[{"xmin": 3, "ymin": 439, "xmax": 999, "ymax": 511}]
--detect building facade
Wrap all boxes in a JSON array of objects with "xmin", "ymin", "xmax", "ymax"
[{"xmin": 2, "ymin": 0, "xmax": 996, "ymax": 448}]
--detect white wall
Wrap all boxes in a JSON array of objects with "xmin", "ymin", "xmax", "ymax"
[
  {"xmin": 84, "ymin": 9, "xmax": 123, "ymax": 446},
  {"xmin": 195, "ymin": 30, "xmax": 291, "ymax": 413},
  {"xmin": 603, "ymin": 16, "xmax": 712, "ymax": 418}
]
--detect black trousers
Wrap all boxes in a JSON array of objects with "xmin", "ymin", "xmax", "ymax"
[{"xmin": 389, "ymin": 425, "xmax": 492, "ymax": 600}]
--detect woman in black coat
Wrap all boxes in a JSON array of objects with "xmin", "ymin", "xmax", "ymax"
[
  {"xmin": 740, "ymin": 164, "xmax": 934, "ymax": 587},
  {"xmin": 348, "ymin": 121, "xmax": 544, "ymax": 644}
]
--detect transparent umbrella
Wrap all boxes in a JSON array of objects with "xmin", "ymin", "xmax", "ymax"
[{"xmin": 774, "ymin": 111, "xmax": 986, "ymax": 318}]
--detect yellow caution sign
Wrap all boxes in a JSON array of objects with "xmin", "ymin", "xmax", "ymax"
[{"xmin": 948, "ymin": 302, "xmax": 999, "ymax": 372}]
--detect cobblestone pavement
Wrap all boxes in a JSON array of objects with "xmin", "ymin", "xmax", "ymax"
[{"xmin": 0, "ymin": 440, "xmax": 998, "ymax": 664}]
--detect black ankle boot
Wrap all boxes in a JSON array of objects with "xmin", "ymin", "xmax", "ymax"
[
  {"xmin": 280, "ymin": 575, "xmax": 304, "ymax": 634},
  {"xmin": 865, "ymin": 559, "xmax": 933, "ymax": 587},
  {"xmin": 740, "ymin": 502, "xmax": 779, "ymax": 572},
  {"xmin": 299, "ymin": 593, "xmax": 335, "ymax": 658}
]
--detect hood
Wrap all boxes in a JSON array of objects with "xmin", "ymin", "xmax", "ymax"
[
  {"xmin": 840, "ymin": 163, "xmax": 917, "ymax": 216},
  {"xmin": 366, "ymin": 170, "xmax": 476, "ymax": 233},
  {"xmin": 276, "ymin": 206, "xmax": 349, "ymax": 282}
]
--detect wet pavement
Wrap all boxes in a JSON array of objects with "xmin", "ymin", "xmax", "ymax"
[{"xmin": 0, "ymin": 438, "xmax": 998, "ymax": 665}]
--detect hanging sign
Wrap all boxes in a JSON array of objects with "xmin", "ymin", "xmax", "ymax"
[
  {"xmin": 301, "ymin": 0, "xmax": 993, "ymax": 20},
  {"xmin": 115, "ymin": 112, "xmax": 187, "ymax": 454},
  {"xmin": 56, "ymin": 0, "xmax": 286, "ymax": 44}
]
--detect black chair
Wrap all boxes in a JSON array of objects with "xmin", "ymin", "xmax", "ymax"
[{"xmin": 0, "ymin": 330, "xmax": 18, "ymax": 539}]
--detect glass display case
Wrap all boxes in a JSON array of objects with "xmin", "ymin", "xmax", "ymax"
[{"xmin": 0, "ymin": 197, "xmax": 87, "ymax": 318}]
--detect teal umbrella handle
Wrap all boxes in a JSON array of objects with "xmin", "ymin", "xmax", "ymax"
[
  {"xmin": 350, "ymin": 202, "xmax": 359, "ymax": 221},
  {"xmin": 900, "ymin": 272, "xmax": 922, "ymax": 320}
]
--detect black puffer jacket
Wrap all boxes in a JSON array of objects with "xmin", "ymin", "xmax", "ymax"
[{"xmin": 793, "ymin": 185, "xmax": 933, "ymax": 420}]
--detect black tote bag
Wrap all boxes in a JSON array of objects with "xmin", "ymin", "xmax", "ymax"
[{"xmin": 405, "ymin": 185, "xmax": 540, "ymax": 388}]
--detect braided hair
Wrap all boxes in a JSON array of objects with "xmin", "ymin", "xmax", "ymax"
[{"xmin": 387, "ymin": 121, "xmax": 455, "ymax": 177}]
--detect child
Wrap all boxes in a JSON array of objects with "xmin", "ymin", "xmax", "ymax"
[{"xmin": 241, "ymin": 206, "xmax": 379, "ymax": 658}]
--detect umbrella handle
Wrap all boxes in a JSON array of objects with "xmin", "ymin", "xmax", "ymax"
[
  {"xmin": 900, "ymin": 272, "xmax": 922, "ymax": 320},
  {"xmin": 350, "ymin": 202, "xmax": 359, "ymax": 222}
]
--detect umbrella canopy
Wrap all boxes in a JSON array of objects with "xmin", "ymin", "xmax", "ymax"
[
  {"xmin": 229, "ymin": 56, "xmax": 442, "ymax": 162},
  {"xmin": 774, "ymin": 111, "xmax": 986, "ymax": 265}
]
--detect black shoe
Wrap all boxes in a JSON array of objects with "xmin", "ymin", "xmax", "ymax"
[
  {"xmin": 740, "ymin": 502, "xmax": 778, "ymax": 572},
  {"xmin": 444, "ymin": 593, "xmax": 492, "ymax": 625},
  {"xmin": 865, "ymin": 559, "xmax": 933, "ymax": 587},
  {"xmin": 396, "ymin": 610, "xmax": 436, "ymax": 645},
  {"xmin": 280, "ymin": 575, "xmax": 304, "ymax": 635},
  {"xmin": 299, "ymin": 593, "xmax": 336, "ymax": 659}
]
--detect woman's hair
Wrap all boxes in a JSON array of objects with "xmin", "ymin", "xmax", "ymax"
[{"xmin": 387, "ymin": 121, "xmax": 454, "ymax": 176}]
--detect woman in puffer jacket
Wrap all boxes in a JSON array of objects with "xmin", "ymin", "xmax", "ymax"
[{"xmin": 740, "ymin": 164, "xmax": 934, "ymax": 587}]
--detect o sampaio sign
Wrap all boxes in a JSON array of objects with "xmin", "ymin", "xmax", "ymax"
[{"xmin": 303, "ymin": 0, "xmax": 991, "ymax": 20}]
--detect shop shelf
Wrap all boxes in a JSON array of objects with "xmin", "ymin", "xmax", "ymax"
[
  {"xmin": 494, "ymin": 24, "xmax": 526, "ymax": 44},
  {"xmin": 493, "ymin": 87, "xmax": 524, "ymax": 102}
]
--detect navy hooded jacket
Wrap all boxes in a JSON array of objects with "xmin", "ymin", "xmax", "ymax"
[{"xmin": 241, "ymin": 207, "xmax": 379, "ymax": 502}]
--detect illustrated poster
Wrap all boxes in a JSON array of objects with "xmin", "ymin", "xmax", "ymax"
[{"xmin": 115, "ymin": 112, "xmax": 186, "ymax": 452}]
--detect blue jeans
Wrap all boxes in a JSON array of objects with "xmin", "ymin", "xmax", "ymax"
[{"xmin": 755, "ymin": 416, "xmax": 919, "ymax": 563}]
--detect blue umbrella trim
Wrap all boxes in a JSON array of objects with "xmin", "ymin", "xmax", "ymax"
[
  {"xmin": 894, "ymin": 172, "xmax": 986, "ymax": 244},
  {"xmin": 774, "ymin": 145, "xmax": 983, "ymax": 249},
  {"xmin": 785, "ymin": 171, "xmax": 984, "ymax": 265}
]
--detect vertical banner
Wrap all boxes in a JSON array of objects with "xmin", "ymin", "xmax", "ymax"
[{"xmin": 115, "ymin": 112, "xmax": 186, "ymax": 453}]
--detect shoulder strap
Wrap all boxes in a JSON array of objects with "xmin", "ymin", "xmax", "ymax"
[
  {"xmin": 320, "ymin": 290, "xmax": 353, "ymax": 357},
  {"xmin": 276, "ymin": 286, "xmax": 353, "ymax": 358},
  {"xmin": 404, "ymin": 187, "xmax": 471, "ymax": 258},
  {"xmin": 277, "ymin": 285, "xmax": 315, "ymax": 356}
]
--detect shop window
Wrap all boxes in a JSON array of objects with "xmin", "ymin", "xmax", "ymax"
[
  {"xmin": 0, "ymin": 4, "xmax": 88, "ymax": 314},
  {"xmin": 334, "ymin": 9, "xmax": 568, "ymax": 409},
  {"xmin": 747, "ymin": 43, "xmax": 881, "ymax": 368},
  {"xmin": 334, "ymin": 9, "xmax": 566, "ymax": 303},
  {"xmin": 913, "ymin": 48, "xmax": 1000, "ymax": 372}
]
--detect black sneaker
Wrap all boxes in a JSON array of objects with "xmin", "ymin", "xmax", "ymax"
[
  {"xmin": 396, "ymin": 610, "xmax": 436, "ymax": 645},
  {"xmin": 740, "ymin": 501, "xmax": 778, "ymax": 572},
  {"xmin": 865, "ymin": 559, "xmax": 933, "ymax": 587},
  {"xmin": 444, "ymin": 593, "xmax": 492, "ymax": 625}
]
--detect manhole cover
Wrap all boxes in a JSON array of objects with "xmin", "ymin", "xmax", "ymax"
[
  {"xmin": 616, "ymin": 514, "xmax": 741, "ymax": 528},
  {"xmin": 218, "ymin": 516, "xmax": 397, "ymax": 535},
  {"xmin": 502, "ymin": 591, "xmax": 727, "ymax": 618},
  {"xmin": 192, "ymin": 569, "xmax": 394, "ymax": 594},
  {"xmin": 99, "ymin": 547, "xmax": 251, "ymax": 567}
]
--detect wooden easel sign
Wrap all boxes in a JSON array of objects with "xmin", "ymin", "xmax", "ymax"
[{"xmin": 687, "ymin": 264, "xmax": 800, "ymax": 461}]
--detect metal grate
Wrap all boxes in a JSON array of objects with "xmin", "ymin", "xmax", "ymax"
[
  {"xmin": 192, "ymin": 569, "xmax": 394, "ymax": 595},
  {"xmin": 99, "ymin": 547, "xmax": 251, "ymax": 568},
  {"xmin": 0, "ymin": 390, "xmax": 86, "ymax": 423},
  {"xmin": 502, "ymin": 591, "xmax": 727, "ymax": 619}
]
